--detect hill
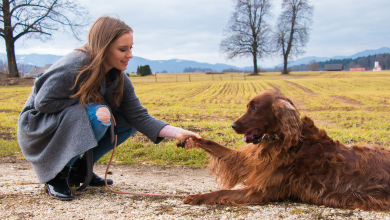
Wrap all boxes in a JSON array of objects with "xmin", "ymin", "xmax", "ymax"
[
  {"xmin": 279, "ymin": 47, "xmax": 390, "ymax": 67},
  {"xmin": 1, "ymin": 47, "xmax": 389, "ymax": 73},
  {"xmin": 288, "ymin": 53, "xmax": 390, "ymax": 71},
  {"xmin": 0, "ymin": 53, "xmax": 253, "ymax": 73}
]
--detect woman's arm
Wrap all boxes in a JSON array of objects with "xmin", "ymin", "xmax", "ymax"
[
  {"xmin": 33, "ymin": 51, "xmax": 88, "ymax": 114},
  {"xmin": 119, "ymin": 75, "xmax": 201, "ymax": 146},
  {"xmin": 118, "ymin": 76, "xmax": 168, "ymax": 143},
  {"xmin": 158, "ymin": 125, "xmax": 201, "ymax": 150},
  {"xmin": 34, "ymin": 72, "xmax": 79, "ymax": 113}
]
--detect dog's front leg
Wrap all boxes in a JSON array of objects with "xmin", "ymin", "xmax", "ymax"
[
  {"xmin": 183, "ymin": 188, "xmax": 274, "ymax": 205},
  {"xmin": 178, "ymin": 136, "xmax": 235, "ymax": 159}
]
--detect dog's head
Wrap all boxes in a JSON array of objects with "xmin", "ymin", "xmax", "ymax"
[{"xmin": 232, "ymin": 89, "xmax": 302, "ymax": 148}]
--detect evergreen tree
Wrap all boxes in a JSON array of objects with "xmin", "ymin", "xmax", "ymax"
[{"xmin": 137, "ymin": 65, "xmax": 152, "ymax": 76}]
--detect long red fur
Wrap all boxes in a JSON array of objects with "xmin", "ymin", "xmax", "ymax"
[{"xmin": 180, "ymin": 89, "xmax": 390, "ymax": 211}]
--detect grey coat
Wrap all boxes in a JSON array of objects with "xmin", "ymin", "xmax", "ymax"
[{"xmin": 17, "ymin": 50, "xmax": 168, "ymax": 183}]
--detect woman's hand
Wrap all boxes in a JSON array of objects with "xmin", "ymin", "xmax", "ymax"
[{"xmin": 175, "ymin": 129, "xmax": 201, "ymax": 150}]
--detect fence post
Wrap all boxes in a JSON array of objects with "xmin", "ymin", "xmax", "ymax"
[
  {"xmin": 155, "ymin": 73, "xmax": 157, "ymax": 83},
  {"xmin": 244, "ymin": 74, "xmax": 246, "ymax": 80},
  {"xmin": 219, "ymin": 75, "xmax": 222, "ymax": 81},
  {"xmin": 231, "ymin": 75, "xmax": 233, "ymax": 81},
  {"xmin": 189, "ymin": 75, "xmax": 191, "ymax": 82},
  {"xmin": 212, "ymin": 75, "xmax": 214, "ymax": 81}
]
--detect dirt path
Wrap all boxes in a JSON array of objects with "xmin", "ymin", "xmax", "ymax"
[{"xmin": 1, "ymin": 157, "xmax": 390, "ymax": 219}]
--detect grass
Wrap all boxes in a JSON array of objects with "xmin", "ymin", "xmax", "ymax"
[{"xmin": 1, "ymin": 71, "xmax": 389, "ymax": 167}]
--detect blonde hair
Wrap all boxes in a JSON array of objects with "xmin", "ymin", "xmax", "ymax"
[{"xmin": 71, "ymin": 15, "xmax": 133, "ymax": 107}]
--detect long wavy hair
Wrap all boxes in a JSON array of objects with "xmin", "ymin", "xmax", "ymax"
[{"xmin": 70, "ymin": 16, "xmax": 133, "ymax": 107}]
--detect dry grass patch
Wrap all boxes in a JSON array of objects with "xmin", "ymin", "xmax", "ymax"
[{"xmin": 1, "ymin": 71, "xmax": 389, "ymax": 164}]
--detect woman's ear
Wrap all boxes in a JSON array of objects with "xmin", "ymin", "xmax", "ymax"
[{"xmin": 272, "ymin": 98, "xmax": 302, "ymax": 149}]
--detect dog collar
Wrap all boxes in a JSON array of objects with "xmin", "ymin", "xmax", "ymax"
[{"xmin": 253, "ymin": 135, "xmax": 279, "ymax": 144}]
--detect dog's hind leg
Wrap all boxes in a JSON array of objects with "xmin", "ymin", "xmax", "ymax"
[{"xmin": 183, "ymin": 188, "xmax": 276, "ymax": 205}]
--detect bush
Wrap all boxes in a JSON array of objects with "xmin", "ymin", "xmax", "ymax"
[{"xmin": 137, "ymin": 65, "xmax": 152, "ymax": 76}]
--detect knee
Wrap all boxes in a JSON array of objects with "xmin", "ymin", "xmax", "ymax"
[{"xmin": 96, "ymin": 106, "xmax": 111, "ymax": 124}]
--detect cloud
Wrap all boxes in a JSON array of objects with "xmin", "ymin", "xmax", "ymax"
[
  {"xmin": 305, "ymin": 0, "xmax": 390, "ymax": 57},
  {"xmin": 1, "ymin": 0, "xmax": 389, "ymax": 68}
]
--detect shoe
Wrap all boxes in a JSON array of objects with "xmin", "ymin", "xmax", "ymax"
[
  {"xmin": 89, "ymin": 172, "xmax": 113, "ymax": 186},
  {"xmin": 45, "ymin": 166, "xmax": 73, "ymax": 201},
  {"xmin": 68, "ymin": 158, "xmax": 113, "ymax": 187}
]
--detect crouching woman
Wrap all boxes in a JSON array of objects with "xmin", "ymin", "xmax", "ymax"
[{"xmin": 17, "ymin": 16, "xmax": 199, "ymax": 201}]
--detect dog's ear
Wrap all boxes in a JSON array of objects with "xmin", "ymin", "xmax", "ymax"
[{"xmin": 272, "ymin": 98, "xmax": 302, "ymax": 149}]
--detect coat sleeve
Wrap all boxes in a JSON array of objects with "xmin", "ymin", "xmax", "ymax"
[
  {"xmin": 33, "ymin": 52, "xmax": 87, "ymax": 114},
  {"xmin": 118, "ymin": 75, "xmax": 168, "ymax": 144}
]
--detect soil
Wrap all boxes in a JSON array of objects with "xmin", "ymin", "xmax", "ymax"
[
  {"xmin": 266, "ymin": 82, "xmax": 284, "ymax": 96},
  {"xmin": 1, "ymin": 157, "xmax": 390, "ymax": 219},
  {"xmin": 331, "ymin": 95, "xmax": 363, "ymax": 107},
  {"xmin": 0, "ymin": 75, "xmax": 35, "ymax": 86},
  {"xmin": 284, "ymin": 81, "xmax": 319, "ymax": 95},
  {"xmin": 0, "ymin": 125, "xmax": 14, "ymax": 141}
]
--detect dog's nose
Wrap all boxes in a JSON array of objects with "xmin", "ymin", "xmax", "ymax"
[{"xmin": 231, "ymin": 123, "xmax": 237, "ymax": 130}]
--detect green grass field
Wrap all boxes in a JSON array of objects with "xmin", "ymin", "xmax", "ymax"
[{"xmin": 1, "ymin": 71, "xmax": 389, "ymax": 167}]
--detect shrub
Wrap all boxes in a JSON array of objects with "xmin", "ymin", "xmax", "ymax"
[{"xmin": 137, "ymin": 65, "xmax": 152, "ymax": 76}]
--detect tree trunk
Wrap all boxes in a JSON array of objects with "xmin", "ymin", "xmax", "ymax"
[
  {"xmin": 2, "ymin": 0, "xmax": 19, "ymax": 77},
  {"xmin": 282, "ymin": 54, "xmax": 289, "ymax": 74},
  {"xmin": 252, "ymin": 52, "xmax": 259, "ymax": 75},
  {"xmin": 5, "ymin": 38, "xmax": 19, "ymax": 77},
  {"xmin": 282, "ymin": 6, "xmax": 297, "ymax": 75}
]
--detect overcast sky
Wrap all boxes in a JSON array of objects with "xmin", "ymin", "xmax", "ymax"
[{"xmin": 2, "ymin": 0, "xmax": 390, "ymax": 68}]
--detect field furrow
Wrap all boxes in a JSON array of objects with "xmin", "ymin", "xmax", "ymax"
[
  {"xmin": 284, "ymin": 80, "xmax": 319, "ymax": 95},
  {"xmin": 266, "ymin": 82, "xmax": 284, "ymax": 95}
]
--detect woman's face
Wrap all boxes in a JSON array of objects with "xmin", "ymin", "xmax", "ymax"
[{"xmin": 103, "ymin": 32, "xmax": 133, "ymax": 73}]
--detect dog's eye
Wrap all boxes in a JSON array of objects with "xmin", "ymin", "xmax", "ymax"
[{"xmin": 251, "ymin": 106, "xmax": 258, "ymax": 111}]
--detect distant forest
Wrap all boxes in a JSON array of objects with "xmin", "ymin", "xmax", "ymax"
[
  {"xmin": 183, "ymin": 67, "xmax": 216, "ymax": 73},
  {"xmin": 184, "ymin": 53, "xmax": 390, "ymax": 74},
  {"xmin": 285, "ymin": 53, "xmax": 390, "ymax": 71}
]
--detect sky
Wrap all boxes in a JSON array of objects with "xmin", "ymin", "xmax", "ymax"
[{"xmin": 2, "ymin": 0, "xmax": 390, "ymax": 68}]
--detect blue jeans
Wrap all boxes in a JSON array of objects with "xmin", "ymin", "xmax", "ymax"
[{"xmin": 66, "ymin": 104, "xmax": 137, "ymax": 166}]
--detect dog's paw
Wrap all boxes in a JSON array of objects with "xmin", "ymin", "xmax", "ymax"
[
  {"xmin": 176, "ymin": 135, "xmax": 199, "ymax": 148},
  {"xmin": 176, "ymin": 138, "xmax": 188, "ymax": 148},
  {"xmin": 182, "ymin": 194, "xmax": 206, "ymax": 205}
]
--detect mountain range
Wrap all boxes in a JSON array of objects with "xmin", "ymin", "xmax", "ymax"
[
  {"xmin": 0, "ymin": 47, "xmax": 389, "ymax": 73},
  {"xmin": 281, "ymin": 47, "xmax": 390, "ymax": 67},
  {"xmin": 0, "ymin": 53, "xmax": 253, "ymax": 73}
]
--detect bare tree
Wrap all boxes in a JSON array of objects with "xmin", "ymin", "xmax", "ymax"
[
  {"xmin": 275, "ymin": 0, "xmax": 313, "ymax": 74},
  {"xmin": 307, "ymin": 59, "xmax": 319, "ymax": 71},
  {"xmin": 0, "ymin": 59, "xmax": 7, "ymax": 73},
  {"xmin": 0, "ymin": 59, "xmax": 34, "ymax": 76},
  {"xmin": 220, "ymin": 0, "xmax": 272, "ymax": 75},
  {"xmin": 17, "ymin": 63, "xmax": 34, "ymax": 76},
  {"xmin": 0, "ymin": 0, "xmax": 89, "ymax": 77},
  {"xmin": 349, "ymin": 61, "xmax": 357, "ymax": 68}
]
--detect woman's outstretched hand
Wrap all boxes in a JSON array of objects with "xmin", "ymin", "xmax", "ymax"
[{"xmin": 175, "ymin": 129, "xmax": 201, "ymax": 150}]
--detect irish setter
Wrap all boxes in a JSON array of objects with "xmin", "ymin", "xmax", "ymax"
[{"xmin": 179, "ymin": 89, "xmax": 390, "ymax": 211}]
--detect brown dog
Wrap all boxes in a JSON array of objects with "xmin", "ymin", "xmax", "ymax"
[{"xmin": 180, "ymin": 89, "xmax": 390, "ymax": 211}]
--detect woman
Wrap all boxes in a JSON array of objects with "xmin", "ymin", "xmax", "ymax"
[{"xmin": 17, "ymin": 16, "xmax": 200, "ymax": 201}]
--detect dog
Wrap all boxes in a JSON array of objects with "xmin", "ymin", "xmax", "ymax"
[{"xmin": 179, "ymin": 89, "xmax": 390, "ymax": 211}]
